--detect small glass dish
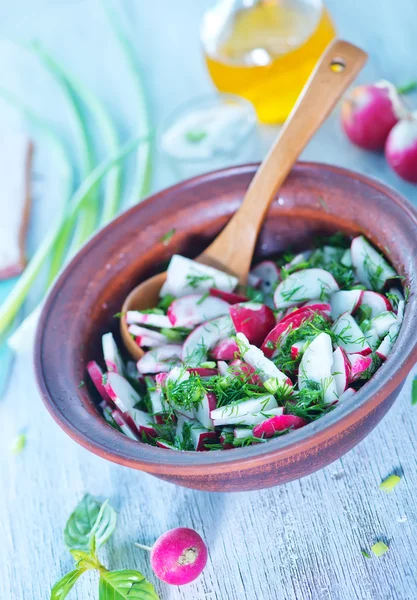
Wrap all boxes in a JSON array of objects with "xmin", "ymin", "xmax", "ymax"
[{"xmin": 158, "ymin": 93, "xmax": 259, "ymax": 181}]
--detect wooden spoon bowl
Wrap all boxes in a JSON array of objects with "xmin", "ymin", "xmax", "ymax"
[{"xmin": 35, "ymin": 162, "xmax": 417, "ymax": 491}]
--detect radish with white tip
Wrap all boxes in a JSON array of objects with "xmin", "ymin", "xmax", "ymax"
[
  {"xmin": 332, "ymin": 313, "xmax": 372, "ymax": 355},
  {"xmin": 236, "ymin": 332, "xmax": 292, "ymax": 388},
  {"xmin": 126, "ymin": 311, "xmax": 173, "ymax": 329},
  {"xmin": 182, "ymin": 315, "xmax": 234, "ymax": 366},
  {"xmin": 331, "ymin": 347, "xmax": 351, "ymax": 395},
  {"xmin": 229, "ymin": 302, "xmax": 275, "ymax": 347},
  {"xmin": 376, "ymin": 300, "xmax": 405, "ymax": 360},
  {"xmin": 330, "ymin": 289, "xmax": 363, "ymax": 320},
  {"xmin": 274, "ymin": 268, "xmax": 339, "ymax": 309},
  {"xmin": 350, "ymin": 236, "xmax": 396, "ymax": 291},
  {"xmin": 298, "ymin": 332, "xmax": 338, "ymax": 403},
  {"xmin": 211, "ymin": 338, "xmax": 239, "ymax": 360},
  {"xmin": 249, "ymin": 260, "xmax": 280, "ymax": 297},
  {"xmin": 385, "ymin": 113, "xmax": 417, "ymax": 183},
  {"xmin": 135, "ymin": 527, "xmax": 208, "ymax": 585},
  {"xmin": 87, "ymin": 361, "xmax": 111, "ymax": 402},
  {"xmin": 167, "ymin": 294, "xmax": 229, "ymax": 328},
  {"xmin": 253, "ymin": 413, "xmax": 307, "ymax": 438},
  {"xmin": 137, "ymin": 345, "xmax": 183, "ymax": 374},
  {"xmin": 360, "ymin": 290, "xmax": 393, "ymax": 318},
  {"xmin": 347, "ymin": 353, "xmax": 372, "ymax": 382},
  {"xmin": 160, "ymin": 254, "xmax": 238, "ymax": 297},
  {"xmin": 102, "ymin": 332, "xmax": 125, "ymax": 374},
  {"xmin": 371, "ymin": 311, "xmax": 397, "ymax": 338}
]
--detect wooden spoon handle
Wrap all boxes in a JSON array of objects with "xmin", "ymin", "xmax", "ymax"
[{"xmin": 199, "ymin": 39, "xmax": 367, "ymax": 284}]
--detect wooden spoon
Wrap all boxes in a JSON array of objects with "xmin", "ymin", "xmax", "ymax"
[{"xmin": 121, "ymin": 39, "xmax": 367, "ymax": 360}]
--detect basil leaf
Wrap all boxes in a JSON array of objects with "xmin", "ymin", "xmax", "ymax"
[
  {"xmin": 50, "ymin": 569, "xmax": 86, "ymax": 600},
  {"xmin": 64, "ymin": 494, "xmax": 101, "ymax": 551},
  {"xmin": 89, "ymin": 499, "xmax": 117, "ymax": 551},
  {"xmin": 99, "ymin": 569, "xmax": 159, "ymax": 599}
]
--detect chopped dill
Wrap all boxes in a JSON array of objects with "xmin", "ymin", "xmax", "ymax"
[
  {"xmin": 157, "ymin": 294, "xmax": 176, "ymax": 312},
  {"xmin": 159, "ymin": 228, "xmax": 176, "ymax": 246},
  {"xmin": 186, "ymin": 273, "xmax": 215, "ymax": 289}
]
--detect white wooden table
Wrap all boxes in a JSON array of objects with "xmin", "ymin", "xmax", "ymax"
[{"xmin": 1, "ymin": 1, "xmax": 417, "ymax": 598}]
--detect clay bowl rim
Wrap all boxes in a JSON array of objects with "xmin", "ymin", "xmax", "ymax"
[{"xmin": 35, "ymin": 162, "xmax": 417, "ymax": 477}]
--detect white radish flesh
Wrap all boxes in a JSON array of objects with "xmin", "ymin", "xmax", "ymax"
[
  {"xmin": 211, "ymin": 394, "xmax": 278, "ymax": 426},
  {"xmin": 126, "ymin": 311, "xmax": 173, "ymax": 329},
  {"xmin": 236, "ymin": 333, "xmax": 291, "ymax": 387},
  {"xmin": 371, "ymin": 311, "xmax": 397, "ymax": 338},
  {"xmin": 330, "ymin": 290, "xmax": 363, "ymax": 320},
  {"xmin": 104, "ymin": 372, "xmax": 140, "ymax": 415},
  {"xmin": 331, "ymin": 347, "xmax": 350, "ymax": 396},
  {"xmin": 137, "ymin": 345, "xmax": 183, "ymax": 374},
  {"xmin": 194, "ymin": 392, "xmax": 217, "ymax": 430},
  {"xmin": 167, "ymin": 294, "xmax": 229, "ymax": 328},
  {"xmin": 376, "ymin": 301, "xmax": 404, "ymax": 360},
  {"xmin": 111, "ymin": 410, "xmax": 140, "ymax": 440},
  {"xmin": 216, "ymin": 407, "xmax": 284, "ymax": 428},
  {"xmin": 249, "ymin": 260, "xmax": 280, "ymax": 297},
  {"xmin": 360, "ymin": 291, "xmax": 392, "ymax": 318},
  {"xmin": 102, "ymin": 332, "xmax": 125, "ymax": 374},
  {"xmin": 160, "ymin": 254, "xmax": 238, "ymax": 297},
  {"xmin": 285, "ymin": 251, "xmax": 312, "ymax": 268},
  {"xmin": 87, "ymin": 361, "xmax": 111, "ymax": 402},
  {"xmin": 341, "ymin": 249, "xmax": 352, "ymax": 267},
  {"xmin": 128, "ymin": 325, "xmax": 169, "ymax": 343},
  {"xmin": 130, "ymin": 408, "xmax": 156, "ymax": 437},
  {"xmin": 182, "ymin": 315, "xmax": 234, "ymax": 366},
  {"xmin": 274, "ymin": 268, "xmax": 339, "ymax": 309},
  {"xmin": 350, "ymin": 236, "xmax": 396, "ymax": 291},
  {"xmin": 217, "ymin": 361, "xmax": 229, "ymax": 376},
  {"xmin": 332, "ymin": 313, "xmax": 372, "ymax": 355},
  {"xmin": 298, "ymin": 332, "xmax": 338, "ymax": 404}
]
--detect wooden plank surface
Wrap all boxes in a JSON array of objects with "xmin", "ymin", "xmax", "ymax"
[{"xmin": 1, "ymin": 1, "xmax": 417, "ymax": 599}]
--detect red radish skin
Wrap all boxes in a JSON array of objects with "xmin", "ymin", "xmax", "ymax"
[
  {"xmin": 149, "ymin": 528, "xmax": 208, "ymax": 585},
  {"xmin": 253, "ymin": 414, "xmax": 307, "ymax": 438},
  {"xmin": 385, "ymin": 115, "xmax": 417, "ymax": 183},
  {"xmin": 229, "ymin": 302, "xmax": 276, "ymax": 346},
  {"xmin": 302, "ymin": 300, "xmax": 331, "ymax": 314},
  {"xmin": 347, "ymin": 353, "xmax": 372, "ymax": 382},
  {"xmin": 211, "ymin": 338, "xmax": 239, "ymax": 360},
  {"xmin": 229, "ymin": 359, "xmax": 263, "ymax": 387},
  {"xmin": 87, "ymin": 361, "xmax": 111, "ymax": 402},
  {"xmin": 155, "ymin": 372, "xmax": 168, "ymax": 388},
  {"xmin": 187, "ymin": 368, "xmax": 218, "ymax": 377},
  {"xmin": 341, "ymin": 81, "xmax": 406, "ymax": 150},
  {"xmin": 209, "ymin": 288, "xmax": 248, "ymax": 304},
  {"xmin": 167, "ymin": 294, "xmax": 229, "ymax": 328}
]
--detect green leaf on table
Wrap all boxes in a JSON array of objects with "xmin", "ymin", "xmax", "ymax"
[
  {"xmin": 99, "ymin": 569, "xmax": 159, "ymax": 599},
  {"xmin": 50, "ymin": 568, "xmax": 87, "ymax": 600},
  {"xmin": 64, "ymin": 494, "xmax": 116, "ymax": 552},
  {"xmin": 397, "ymin": 81, "xmax": 417, "ymax": 95},
  {"xmin": 10, "ymin": 432, "xmax": 27, "ymax": 454},
  {"xmin": 69, "ymin": 548, "xmax": 102, "ymax": 571}
]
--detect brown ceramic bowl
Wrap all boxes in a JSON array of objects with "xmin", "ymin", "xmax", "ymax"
[{"xmin": 35, "ymin": 162, "xmax": 417, "ymax": 492}]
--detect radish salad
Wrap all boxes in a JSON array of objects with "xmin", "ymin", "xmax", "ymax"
[{"xmin": 88, "ymin": 233, "xmax": 405, "ymax": 451}]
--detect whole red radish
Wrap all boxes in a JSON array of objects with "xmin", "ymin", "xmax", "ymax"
[
  {"xmin": 341, "ymin": 81, "xmax": 407, "ymax": 151},
  {"xmin": 135, "ymin": 527, "xmax": 208, "ymax": 585},
  {"xmin": 229, "ymin": 302, "xmax": 275, "ymax": 347},
  {"xmin": 385, "ymin": 114, "xmax": 417, "ymax": 183}
]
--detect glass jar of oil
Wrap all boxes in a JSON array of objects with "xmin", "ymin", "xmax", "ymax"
[{"xmin": 201, "ymin": 0, "xmax": 336, "ymax": 124}]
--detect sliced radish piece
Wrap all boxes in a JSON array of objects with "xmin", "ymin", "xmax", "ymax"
[
  {"xmin": 182, "ymin": 315, "xmax": 234, "ymax": 366},
  {"xmin": 302, "ymin": 300, "xmax": 331, "ymax": 314},
  {"xmin": 176, "ymin": 416, "xmax": 217, "ymax": 451},
  {"xmin": 87, "ymin": 361, "xmax": 111, "ymax": 402},
  {"xmin": 236, "ymin": 333, "xmax": 291, "ymax": 388},
  {"xmin": 217, "ymin": 407, "xmax": 285, "ymax": 429},
  {"xmin": 332, "ymin": 313, "xmax": 372, "ymax": 355},
  {"xmin": 194, "ymin": 392, "xmax": 217, "ymax": 430},
  {"xmin": 299, "ymin": 333, "xmax": 338, "ymax": 403},
  {"xmin": 360, "ymin": 291, "xmax": 392, "ymax": 318},
  {"xmin": 229, "ymin": 302, "xmax": 276, "ymax": 347},
  {"xmin": 211, "ymin": 394, "xmax": 278, "ymax": 426},
  {"xmin": 167, "ymin": 294, "xmax": 229, "ymax": 328},
  {"xmin": 331, "ymin": 347, "xmax": 350, "ymax": 395},
  {"xmin": 102, "ymin": 332, "xmax": 124, "ymax": 374},
  {"xmin": 364, "ymin": 326, "xmax": 379, "ymax": 350},
  {"xmin": 249, "ymin": 261, "xmax": 280, "ymax": 297},
  {"xmin": 330, "ymin": 290, "xmax": 363, "ymax": 320},
  {"xmin": 130, "ymin": 408, "xmax": 157, "ymax": 438},
  {"xmin": 290, "ymin": 340, "xmax": 306, "ymax": 360},
  {"xmin": 285, "ymin": 250, "xmax": 312, "ymax": 269},
  {"xmin": 371, "ymin": 311, "xmax": 397, "ymax": 338},
  {"xmin": 220, "ymin": 427, "xmax": 235, "ymax": 449},
  {"xmin": 253, "ymin": 414, "xmax": 307, "ymax": 438},
  {"xmin": 233, "ymin": 427, "xmax": 254, "ymax": 443},
  {"xmin": 187, "ymin": 367, "xmax": 218, "ymax": 377},
  {"xmin": 155, "ymin": 372, "xmax": 168, "ymax": 388},
  {"xmin": 166, "ymin": 365, "xmax": 190, "ymax": 384},
  {"xmin": 376, "ymin": 301, "xmax": 404, "ymax": 360},
  {"xmin": 160, "ymin": 254, "xmax": 238, "ymax": 297},
  {"xmin": 211, "ymin": 338, "xmax": 239, "ymax": 360},
  {"xmin": 128, "ymin": 324, "xmax": 171, "ymax": 349},
  {"xmin": 156, "ymin": 440, "xmax": 179, "ymax": 450},
  {"xmin": 229, "ymin": 359, "xmax": 263, "ymax": 387},
  {"xmin": 347, "ymin": 353, "xmax": 372, "ymax": 382},
  {"xmin": 111, "ymin": 410, "xmax": 139, "ymax": 440},
  {"xmin": 217, "ymin": 361, "xmax": 229, "ymax": 376},
  {"xmin": 341, "ymin": 249, "xmax": 352, "ymax": 267},
  {"xmin": 351, "ymin": 236, "xmax": 396, "ymax": 291},
  {"xmin": 148, "ymin": 387, "xmax": 165, "ymax": 416},
  {"xmin": 104, "ymin": 372, "xmax": 140, "ymax": 414},
  {"xmin": 338, "ymin": 388, "xmax": 356, "ymax": 402},
  {"xmin": 137, "ymin": 345, "xmax": 183, "ymax": 374},
  {"xmin": 247, "ymin": 272, "xmax": 262, "ymax": 288},
  {"xmin": 274, "ymin": 268, "xmax": 339, "ymax": 309},
  {"xmin": 261, "ymin": 306, "xmax": 328, "ymax": 358},
  {"xmin": 388, "ymin": 287, "xmax": 404, "ymax": 309},
  {"xmin": 209, "ymin": 288, "xmax": 248, "ymax": 304},
  {"xmin": 126, "ymin": 311, "xmax": 173, "ymax": 329},
  {"xmin": 322, "ymin": 245, "xmax": 344, "ymax": 265}
]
